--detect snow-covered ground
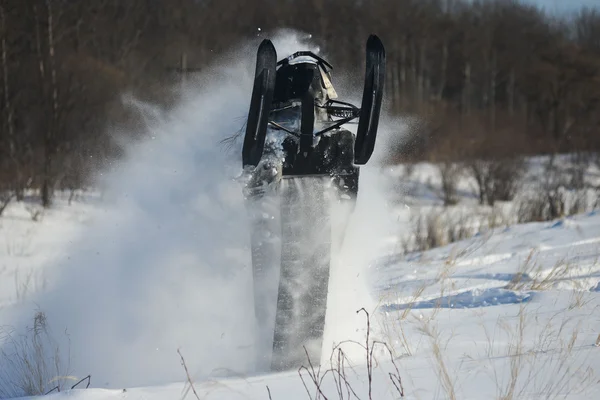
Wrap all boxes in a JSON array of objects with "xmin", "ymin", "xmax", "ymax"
[
  {"xmin": 1, "ymin": 31, "xmax": 599, "ymax": 399},
  {"xmin": 0, "ymin": 174, "xmax": 598, "ymax": 399}
]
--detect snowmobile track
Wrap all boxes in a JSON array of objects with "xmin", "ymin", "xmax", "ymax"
[{"xmin": 271, "ymin": 177, "xmax": 332, "ymax": 371}]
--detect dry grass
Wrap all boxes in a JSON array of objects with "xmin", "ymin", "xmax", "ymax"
[
  {"xmin": 395, "ymin": 258, "xmax": 457, "ymax": 321},
  {"xmin": 403, "ymin": 208, "xmax": 478, "ymax": 253},
  {"xmin": 505, "ymin": 250, "xmax": 573, "ymax": 292},
  {"xmin": 495, "ymin": 306, "xmax": 527, "ymax": 400},
  {"xmin": 294, "ymin": 308, "xmax": 405, "ymax": 400},
  {"xmin": 388, "ymin": 297, "xmax": 598, "ymax": 400},
  {"xmin": 176, "ymin": 308, "xmax": 407, "ymax": 400},
  {"xmin": 377, "ymin": 312, "xmax": 414, "ymax": 358},
  {"xmin": 488, "ymin": 306, "xmax": 597, "ymax": 400},
  {"xmin": 377, "ymin": 246, "xmax": 598, "ymax": 399},
  {"xmin": 0, "ymin": 311, "xmax": 72, "ymax": 398},
  {"xmin": 568, "ymin": 288, "xmax": 594, "ymax": 310},
  {"xmin": 178, "ymin": 349, "xmax": 201, "ymax": 400},
  {"xmin": 460, "ymin": 296, "xmax": 599, "ymax": 399},
  {"xmin": 416, "ymin": 319, "xmax": 457, "ymax": 400},
  {"xmin": 377, "ymin": 252, "xmax": 463, "ymax": 360},
  {"xmin": 401, "ymin": 204, "xmax": 512, "ymax": 255}
]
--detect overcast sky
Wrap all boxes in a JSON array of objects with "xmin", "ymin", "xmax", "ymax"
[{"xmin": 522, "ymin": 0, "xmax": 599, "ymax": 14}]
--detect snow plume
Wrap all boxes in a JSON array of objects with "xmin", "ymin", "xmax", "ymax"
[
  {"xmin": 323, "ymin": 115, "xmax": 409, "ymax": 361},
  {"xmin": 1, "ymin": 29, "xmax": 407, "ymax": 389},
  {"xmin": 1, "ymin": 31, "xmax": 316, "ymax": 389}
]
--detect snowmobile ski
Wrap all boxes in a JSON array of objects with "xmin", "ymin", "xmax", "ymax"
[
  {"xmin": 242, "ymin": 39, "xmax": 277, "ymax": 168},
  {"xmin": 271, "ymin": 177, "xmax": 333, "ymax": 371},
  {"xmin": 355, "ymin": 35, "xmax": 386, "ymax": 165}
]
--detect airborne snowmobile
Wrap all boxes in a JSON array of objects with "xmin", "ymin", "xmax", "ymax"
[{"xmin": 242, "ymin": 35, "xmax": 385, "ymax": 371}]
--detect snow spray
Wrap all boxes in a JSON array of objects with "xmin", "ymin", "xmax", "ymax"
[{"xmin": 0, "ymin": 30, "xmax": 405, "ymax": 389}]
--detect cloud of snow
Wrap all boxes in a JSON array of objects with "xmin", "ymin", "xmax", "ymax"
[
  {"xmin": 322, "ymin": 99, "xmax": 410, "ymax": 360},
  {"xmin": 1, "ymin": 29, "xmax": 407, "ymax": 389},
  {"xmin": 1, "ymin": 31, "xmax": 317, "ymax": 389}
]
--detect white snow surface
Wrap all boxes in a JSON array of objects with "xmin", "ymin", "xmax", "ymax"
[{"xmin": 0, "ymin": 31, "xmax": 599, "ymax": 399}]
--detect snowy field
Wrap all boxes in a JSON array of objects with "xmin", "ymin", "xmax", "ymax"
[
  {"xmin": 0, "ymin": 32, "xmax": 599, "ymax": 399},
  {"xmin": 0, "ymin": 168, "xmax": 598, "ymax": 399}
]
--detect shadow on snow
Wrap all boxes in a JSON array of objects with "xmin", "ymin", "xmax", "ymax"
[{"xmin": 381, "ymin": 288, "xmax": 535, "ymax": 311}]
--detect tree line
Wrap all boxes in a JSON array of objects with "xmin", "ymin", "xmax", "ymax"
[{"xmin": 0, "ymin": 0, "xmax": 599, "ymax": 207}]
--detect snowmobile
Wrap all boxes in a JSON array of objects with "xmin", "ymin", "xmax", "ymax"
[{"xmin": 242, "ymin": 35, "xmax": 385, "ymax": 371}]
